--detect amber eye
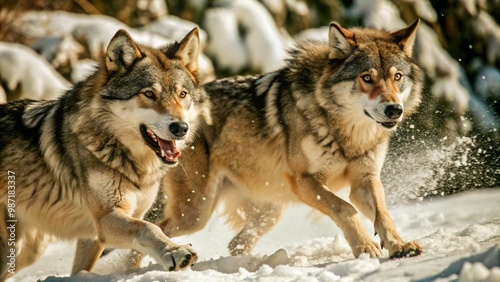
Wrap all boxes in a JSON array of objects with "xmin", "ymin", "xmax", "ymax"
[
  {"xmin": 143, "ymin": 91, "xmax": 155, "ymax": 99},
  {"xmin": 180, "ymin": 90, "xmax": 188, "ymax": 98},
  {"xmin": 362, "ymin": 75, "xmax": 373, "ymax": 83},
  {"xmin": 394, "ymin": 73, "xmax": 403, "ymax": 81}
]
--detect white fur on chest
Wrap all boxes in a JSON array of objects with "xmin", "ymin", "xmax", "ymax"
[
  {"xmin": 301, "ymin": 135, "xmax": 347, "ymax": 176},
  {"xmin": 124, "ymin": 183, "xmax": 160, "ymax": 218},
  {"xmin": 88, "ymin": 170, "xmax": 159, "ymax": 216}
]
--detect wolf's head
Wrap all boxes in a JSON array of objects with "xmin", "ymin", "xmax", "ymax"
[
  {"xmin": 323, "ymin": 19, "xmax": 422, "ymax": 131},
  {"xmin": 81, "ymin": 28, "xmax": 210, "ymax": 167}
]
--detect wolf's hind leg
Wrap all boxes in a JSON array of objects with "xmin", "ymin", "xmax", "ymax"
[
  {"xmin": 71, "ymin": 239, "xmax": 104, "ymax": 275},
  {"xmin": 158, "ymin": 181, "xmax": 218, "ymax": 238},
  {"xmin": 228, "ymin": 200, "xmax": 283, "ymax": 256},
  {"xmin": 158, "ymin": 152, "xmax": 217, "ymax": 238},
  {"xmin": 349, "ymin": 175, "xmax": 423, "ymax": 258},
  {"xmin": 158, "ymin": 180, "xmax": 217, "ymax": 238}
]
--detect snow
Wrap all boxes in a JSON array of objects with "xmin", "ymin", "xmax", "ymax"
[
  {"xmin": 204, "ymin": 7, "xmax": 249, "ymax": 73},
  {"xmin": 203, "ymin": 0, "xmax": 289, "ymax": 74},
  {"xmin": 0, "ymin": 42, "xmax": 70, "ymax": 100},
  {"xmin": 8, "ymin": 189, "xmax": 500, "ymax": 282}
]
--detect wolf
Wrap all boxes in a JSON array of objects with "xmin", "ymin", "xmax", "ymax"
[
  {"xmin": 157, "ymin": 19, "xmax": 424, "ymax": 259},
  {"xmin": 0, "ymin": 27, "xmax": 210, "ymax": 280}
]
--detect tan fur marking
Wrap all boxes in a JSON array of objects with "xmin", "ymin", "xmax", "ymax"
[{"xmin": 369, "ymin": 83, "xmax": 384, "ymax": 100}]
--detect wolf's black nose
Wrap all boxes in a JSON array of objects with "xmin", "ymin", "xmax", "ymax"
[
  {"xmin": 384, "ymin": 104, "xmax": 403, "ymax": 119},
  {"xmin": 169, "ymin": 122, "xmax": 189, "ymax": 137}
]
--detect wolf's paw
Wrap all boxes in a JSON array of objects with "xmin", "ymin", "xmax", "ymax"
[
  {"xmin": 352, "ymin": 241, "xmax": 382, "ymax": 258},
  {"xmin": 389, "ymin": 241, "xmax": 423, "ymax": 259},
  {"xmin": 228, "ymin": 236, "xmax": 253, "ymax": 256},
  {"xmin": 160, "ymin": 244, "xmax": 198, "ymax": 271}
]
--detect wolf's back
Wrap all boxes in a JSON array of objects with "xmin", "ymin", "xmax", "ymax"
[{"xmin": 0, "ymin": 100, "xmax": 48, "ymax": 151}]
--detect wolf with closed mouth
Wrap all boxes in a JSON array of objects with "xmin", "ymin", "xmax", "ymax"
[
  {"xmin": 0, "ymin": 27, "xmax": 210, "ymax": 280},
  {"xmin": 158, "ymin": 20, "xmax": 424, "ymax": 259}
]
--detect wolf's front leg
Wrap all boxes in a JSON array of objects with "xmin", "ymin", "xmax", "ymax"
[
  {"xmin": 228, "ymin": 200, "xmax": 283, "ymax": 256},
  {"xmin": 349, "ymin": 174, "xmax": 423, "ymax": 258},
  {"xmin": 288, "ymin": 173, "xmax": 382, "ymax": 258},
  {"xmin": 97, "ymin": 210, "xmax": 197, "ymax": 271}
]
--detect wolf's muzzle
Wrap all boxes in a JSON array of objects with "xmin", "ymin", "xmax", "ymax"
[
  {"xmin": 169, "ymin": 121, "xmax": 189, "ymax": 138},
  {"xmin": 384, "ymin": 104, "xmax": 403, "ymax": 119}
]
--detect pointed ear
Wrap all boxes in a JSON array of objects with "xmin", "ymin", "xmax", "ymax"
[
  {"xmin": 174, "ymin": 27, "xmax": 200, "ymax": 75},
  {"xmin": 329, "ymin": 22, "xmax": 355, "ymax": 60},
  {"xmin": 391, "ymin": 19, "xmax": 420, "ymax": 57},
  {"xmin": 105, "ymin": 29, "xmax": 142, "ymax": 73}
]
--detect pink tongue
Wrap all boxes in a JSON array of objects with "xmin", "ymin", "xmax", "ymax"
[{"xmin": 158, "ymin": 139, "xmax": 181, "ymax": 160}]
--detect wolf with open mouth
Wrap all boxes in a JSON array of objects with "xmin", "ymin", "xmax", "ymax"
[{"xmin": 0, "ymin": 27, "xmax": 210, "ymax": 280}]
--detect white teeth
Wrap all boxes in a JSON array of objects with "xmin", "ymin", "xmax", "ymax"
[
  {"xmin": 147, "ymin": 128, "xmax": 158, "ymax": 142},
  {"xmin": 161, "ymin": 150, "xmax": 165, "ymax": 157}
]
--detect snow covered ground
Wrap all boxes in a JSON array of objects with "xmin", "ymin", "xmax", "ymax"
[{"xmin": 8, "ymin": 188, "xmax": 500, "ymax": 282}]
